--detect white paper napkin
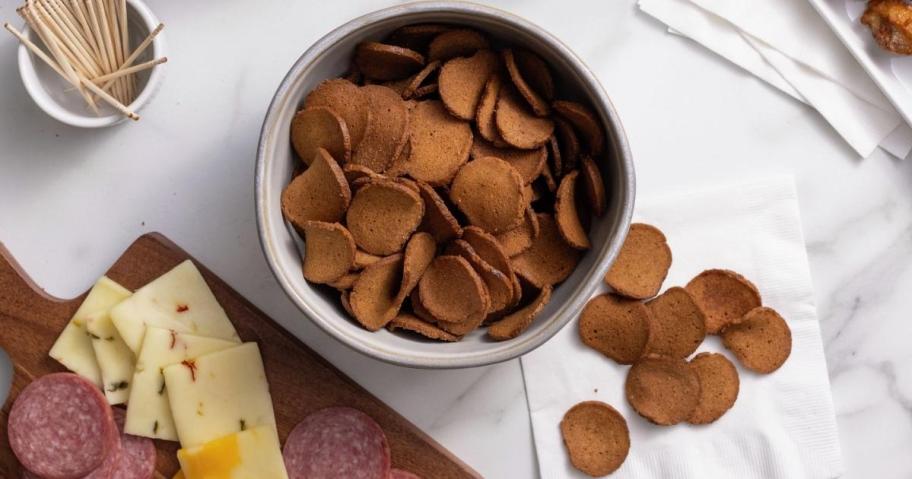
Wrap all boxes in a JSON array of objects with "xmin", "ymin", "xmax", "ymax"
[
  {"xmin": 638, "ymin": 0, "xmax": 912, "ymax": 159},
  {"xmin": 522, "ymin": 176, "xmax": 844, "ymax": 478}
]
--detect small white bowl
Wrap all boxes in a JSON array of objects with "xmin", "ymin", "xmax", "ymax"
[
  {"xmin": 16, "ymin": 0, "xmax": 166, "ymax": 128},
  {"xmin": 257, "ymin": 2, "xmax": 635, "ymax": 369}
]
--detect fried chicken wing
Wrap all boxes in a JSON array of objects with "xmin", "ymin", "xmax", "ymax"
[{"xmin": 862, "ymin": 0, "xmax": 912, "ymax": 55}]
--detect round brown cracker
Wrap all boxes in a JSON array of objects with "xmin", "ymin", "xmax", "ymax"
[
  {"xmin": 470, "ymin": 138, "xmax": 546, "ymax": 185},
  {"xmin": 416, "ymin": 181, "xmax": 462, "ymax": 243},
  {"xmin": 354, "ymin": 250, "xmax": 383, "ymax": 270},
  {"xmin": 301, "ymin": 222, "xmax": 357, "ymax": 284},
  {"xmin": 511, "ymin": 213, "xmax": 582, "ymax": 288},
  {"xmin": 688, "ymin": 352, "xmax": 739, "ymax": 424},
  {"xmin": 352, "ymin": 85, "xmax": 410, "ymax": 173},
  {"xmin": 382, "ymin": 76, "xmax": 414, "ymax": 97},
  {"xmin": 604, "ymin": 223, "xmax": 672, "ymax": 300},
  {"xmin": 554, "ymin": 117, "xmax": 581, "ymax": 173},
  {"xmin": 393, "ymin": 176, "xmax": 421, "ymax": 194},
  {"xmin": 448, "ymin": 239, "xmax": 514, "ymax": 315},
  {"xmin": 475, "ymin": 74, "xmax": 506, "ymax": 145},
  {"xmin": 386, "ymin": 24, "xmax": 453, "ymax": 52},
  {"xmin": 418, "ymin": 255, "xmax": 489, "ymax": 325},
  {"xmin": 450, "ymin": 156, "xmax": 526, "ymax": 234},
  {"xmin": 281, "ymin": 148, "xmax": 352, "ymax": 228},
  {"xmin": 350, "ymin": 254, "xmax": 404, "ymax": 331},
  {"xmin": 553, "ymin": 100, "xmax": 605, "ymax": 156},
  {"xmin": 346, "ymin": 178, "xmax": 424, "ymax": 256},
  {"xmin": 625, "ymin": 354, "xmax": 701, "ymax": 425},
  {"xmin": 643, "ymin": 287, "xmax": 707, "ymax": 359},
  {"xmin": 427, "ymin": 29, "xmax": 489, "ymax": 61},
  {"xmin": 328, "ymin": 272, "xmax": 359, "ymax": 291},
  {"xmin": 409, "ymin": 288, "xmax": 439, "ymax": 324},
  {"xmin": 291, "ymin": 106, "xmax": 352, "ymax": 165},
  {"xmin": 560, "ymin": 401, "xmax": 629, "ymax": 477},
  {"xmin": 495, "ymin": 206, "xmax": 540, "ymax": 257},
  {"xmin": 580, "ymin": 155, "xmax": 607, "ymax": 217},
  {"xmin": 387, "ymin": 313, "xmax": 461, "ymax": 342},
  {"xmin": 495, "ymin": 86, "xmax": 555, "ymax": 149},
  {"xmin": 385, "ymin": 138, "xmax": 412, "ymax": 177},
  {"xmin": 439, "ymin": 50, "xmax": 501, "ymax": 121},
  {"xmin": 721, "ymin": 306, "xmax": 792, "ymax": 374},
  {"xmin": 555, "ymin": 170, "xmax": 591, "ymax": 250},
  {"xmin": 401, "ymin": 60, "xmax": 441, "ymax": 99},
  {"xmin": 404, "ymin": 100, "xmax": 473, "ymax": 186},
  {"xmin": 304, "ymin": 78, "xmax": 370, "ymax": 150},
  {"xmin": 343, "ymin": 163, "xmax": 381, "ymax": 185},
  {"xmin": 578, "ymin": 294, "xmax": 651, "ymax": 365},
  {"xmin": 355, "ymin": 42, "xmax": 425, "ymax": 81},
  {"xmin": 503, "ymin": 49, "xmax": 549, "ymax": 116},
  {"xmin": 488, "ymin": 284, "xmax": 552, "ymax": 341},
  {"xmin": 685, "ymin": 269, "xmax": 762, "ymax": 334},
  {"xmin": 412, "ymin": 83, "xmax": 438, "ymax": 99},
  {"xmin": 394, "ymin": 232, "xmax": 437, "ymax": 305},
  {"xmin": 539, "ymin": 161, "xmax": 558, "ymax": 193},
  {"xmin": 513, "ymin": 49, "xmax": 555, "ymax": 101},
  {"xmin": 548, "ymin": 134, "xmax": 562, "ymax": 178},
  {"xmin": 434, "ymin": 292, "xmax": 491, "ymax": 336},
  {"xmin": 340, "ymin": 290, "xmax": 354, "ymax": 316},
  {"xmin": 462, "ymin": 226, "xmax": 515, "ymax": 279}
]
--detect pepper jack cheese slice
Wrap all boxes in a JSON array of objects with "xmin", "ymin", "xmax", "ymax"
[
  {"xmin": 125, "ymin": 327, "xmax": 237, "ymax": 441},
  {"xmin": 177, "ymin": 425, "xmax": 289, "ymax": 479},
  {"xmin": 110, "ymin": 260, "xmax": 241, "ymax": 353},
  {"xmin": 49, "ymin": 276, "xmax": 132, "ymax": 386},
  {"xmin": 163, "ymin": 342, "xmax": 277, "ymax": 448},
  {"xmin": 86, "ymin": 311, "xmax": 136, "ymax": 404}
]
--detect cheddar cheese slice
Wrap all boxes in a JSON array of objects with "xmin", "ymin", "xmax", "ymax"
[{"xmin": 177, "ymin": 426, "xmax": 288, "ymax": 479}]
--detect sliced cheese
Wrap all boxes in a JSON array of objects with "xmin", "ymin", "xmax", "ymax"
[
  {"xmin": 125, "ymin": 327, "xmax": 237, "ymax": 441},
  {"xmin": 177, "ymin": 425, "xmax": 288, "ymax": 479},
  {"xmin": 49, "ymin": 276, "xmax": 132, "ymax": 386},
  {"xmin": 110, "ymin": 260, "xmax": 240, "ymax": 353},
  {"xmin": 177, "ymin": 426, "xmax": 288, "ymax": 479},
  {"xmin": 86, "ymin": 311, "xmax": 135, "ymax": 404},
  {"xmin": 163, "ymin": 342, "xmax": 276, "ymax": 448}
]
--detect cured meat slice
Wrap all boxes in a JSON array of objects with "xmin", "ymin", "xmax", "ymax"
[
  {"xmin": 283, "ymin": 407, "xmax": 390, "ymax": 479},
  {"xmin": 8, "ymin": 373, "xmax": 118, "ymax": 479},
  {"xmin": 110, "ymin": 408, "xmax": 156, "ymax": 479}
]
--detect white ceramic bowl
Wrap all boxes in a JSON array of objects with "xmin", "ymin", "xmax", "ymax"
[
  {"xmin": 16, "ymin": 0, "xmax": 166, "ymax": 128},
  {"xmin": 256, "ymin": 2, "xmax": 635, "ymax": 368}
]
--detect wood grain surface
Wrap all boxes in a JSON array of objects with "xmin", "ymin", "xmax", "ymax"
[{"xmin": 0, "ymin": 233, "xmax": 480, "ymax": 479}]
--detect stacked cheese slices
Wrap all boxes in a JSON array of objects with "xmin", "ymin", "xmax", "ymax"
[{"xmin": 48, "ymin": 260, "xmax": 288, "ymax": 478}]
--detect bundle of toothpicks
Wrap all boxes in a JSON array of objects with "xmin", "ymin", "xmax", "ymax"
[{"xmin": 4, "ymin": 0, "xmax": 166, "ymax": 121}]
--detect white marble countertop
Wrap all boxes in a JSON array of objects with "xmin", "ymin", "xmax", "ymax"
[{"xmin": 0, "ymin": 1, "xmax": 910, "ymax": 477}]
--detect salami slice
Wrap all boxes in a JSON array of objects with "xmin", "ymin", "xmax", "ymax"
[
  {"xmin": 110, "ymin": 408, "xmax": 156, "ymax": 479},
  {"xmin": 283, "ymin": 407, "xmax": 390, "ymax": 479},
  {"xmin": 390, "ymin": 469, "xmax": 422, "ymax": 479},
  {"xmin": 8, "ymin": 373, "xmax": 117, "ymax": 479}
]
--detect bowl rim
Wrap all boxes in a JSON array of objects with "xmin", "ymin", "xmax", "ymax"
[
  {"xmin": 256, "ymin": 0, "xmax": 635, "ymax": 369},
  {"xmin": 16, "ymin": 0, "xmax": 166, "ymax": 128}
]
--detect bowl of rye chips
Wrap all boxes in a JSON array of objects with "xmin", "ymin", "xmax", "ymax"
[{"xmin": 256, "ymin": 2, "xmax": 634, "ymax": 368}]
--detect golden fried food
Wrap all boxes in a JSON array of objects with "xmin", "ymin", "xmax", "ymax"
[{"xmin": 862, "ymin": 0, "xmax": 912, "ymax": 55}]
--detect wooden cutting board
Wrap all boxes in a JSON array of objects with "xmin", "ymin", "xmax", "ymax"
[{"xmin": 0, "ymin": 233, "xmax": 481, "ymax": 479}]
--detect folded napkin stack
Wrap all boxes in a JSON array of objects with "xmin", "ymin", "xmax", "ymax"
[
  {"xmin": 639, "ymin": 0, "xmax": 912, "ymax": 160},
  {"xmin": 522, "ymin": 177, "xmax": 844, "ymax": 478}
]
